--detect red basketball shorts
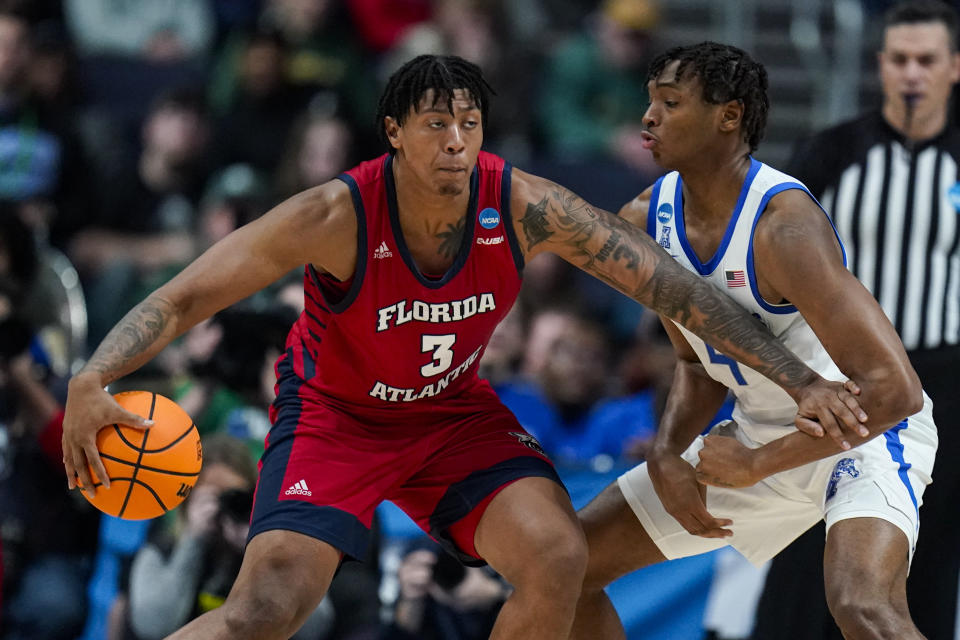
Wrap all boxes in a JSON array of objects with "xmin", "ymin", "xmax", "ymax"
[{"xmin": 249, "ymin": 359, "xmax": 562, "ymax": 565}]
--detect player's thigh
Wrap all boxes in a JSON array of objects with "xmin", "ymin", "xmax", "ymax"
[
  {"xmin": 824, "ymin": 517, "xmax": 910, "ymax": 608},
  {"xmin": 578, "ymin": 481, "xmax": 667, "ymax": 589},
  {"xmin": 473, "ymin": 475, "xmax": 587, "ymax": 585},
  {"xmin": 230, "ymin": 529, "xmax": 341, "ymax": 620},
  {"xmin": 390, "ymin": 402, "xmax": 563, "ymax": 564}
]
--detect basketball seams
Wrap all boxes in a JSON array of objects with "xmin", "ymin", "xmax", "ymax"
[
  {"xmin": 137, "ymin": 423, "xmax": 200, "ymax": 454},
  {"xmin": 100, "ymin": 452, "xmax": 202, "ymax": 476},
  {"xmin": 90, "ymin": 391, "xmax": 201, "ymax": 520},
  {"xmin": 118, "ymin": 419, "xmax": 151, "ymax": 518}
]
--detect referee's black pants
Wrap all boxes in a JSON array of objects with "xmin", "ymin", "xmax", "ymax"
[{"xmin": 752, "ymin": 345, "xmax": 959, "ymax": 640}]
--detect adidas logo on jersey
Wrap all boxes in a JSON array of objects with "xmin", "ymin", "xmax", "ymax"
[
  {"xmin": 373, "ymin": 241, "xmax": 393, "ymax": 259},
  {"xmin": 284, "ymin": 479, "xmax": 312, "ymax": 496}
]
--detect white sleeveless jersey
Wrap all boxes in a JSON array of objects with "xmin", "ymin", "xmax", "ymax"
[{"xmin": 647, "ymin": 158, "xmax": 848, "ymax": 445}]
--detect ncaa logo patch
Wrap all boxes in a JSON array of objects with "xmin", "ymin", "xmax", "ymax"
[
  {"xmin": 657, "ymin": 202, "xmax": 674, "ymax": 223},
  {"xmin": 948, "ymin": 182, "xmax": 960, "ymax": 212},
  {"xmin": 479, "ymin": 207, "xmax": 501, "ymax": 229}
]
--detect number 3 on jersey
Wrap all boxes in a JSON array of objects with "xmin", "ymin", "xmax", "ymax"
[{"xmin": 421, "ymin": 334, "xmax": 456, "ymax": 377}]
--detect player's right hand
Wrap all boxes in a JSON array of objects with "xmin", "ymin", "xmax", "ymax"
[
  {"xmin": 647, "ymin": 449, "xmax": 732, "ymax": 539},
  {"xmin": 793, "ymin": 377, "xmax": 866, "ymax": 450},
  {"xmin": 62, "ymin": 373, "xmax": 153, "ymax": 496}
]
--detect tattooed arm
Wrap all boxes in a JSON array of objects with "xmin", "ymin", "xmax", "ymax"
[
  {"xmin": 509, "ymin": 169, "xmax": 866, "ymax": 442},
  {"xmin": 63, "ymin": 181, "xmax": 359, "ymax": 492}
]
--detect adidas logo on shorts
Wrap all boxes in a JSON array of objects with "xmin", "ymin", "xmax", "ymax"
[{"xmin": 284, "ymin": 479, "xmax": 312, "ymax": 496}]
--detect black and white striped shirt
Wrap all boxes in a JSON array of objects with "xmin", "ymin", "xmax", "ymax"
[{"xmin": 787, "ymin": 111, "xmax": 960, "ymax": 351}]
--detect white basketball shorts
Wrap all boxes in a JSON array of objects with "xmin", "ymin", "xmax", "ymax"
[{"xmin": 618, "ymin": 393, "xmax": 937, "ymax": 567}]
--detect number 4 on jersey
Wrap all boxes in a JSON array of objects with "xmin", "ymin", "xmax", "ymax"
[
  {"xmin": 705, "ymin": 344, "xmax": 747, "ymax": 385},
  {"xmin": 421, "ymin": 334, "xmax": 456, "ymax": 377}
]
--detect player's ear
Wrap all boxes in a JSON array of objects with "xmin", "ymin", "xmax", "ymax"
[
  {"xmin": 718, "ymin": 100, "xmax": 744, "ymax": 133},
  {"xmin": 384, "ymin": 116, "xmax": 402, "ymax": 150}
]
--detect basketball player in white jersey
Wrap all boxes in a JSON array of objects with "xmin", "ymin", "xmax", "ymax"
[{"xmin": 569, "ymin": 42, "xmax": 938, "ymax": 640}]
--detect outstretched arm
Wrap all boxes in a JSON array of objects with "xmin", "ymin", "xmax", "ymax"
[
  {"xmin": 509, "ymin": 170, "xmax": 864, "ymax": 435},
  {"xmin": 695, "ymin": 190, "xmax": 923, "ymax": 488},
  {"xmin": 63, "ymin": 181, "xmax": 358, "ymax": 492}
]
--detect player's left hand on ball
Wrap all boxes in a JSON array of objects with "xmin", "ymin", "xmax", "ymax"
[
  {"xmin": 794, "ymin": 376, "xmax": 867, "ymax": 451},
  {"xmin": 695, "ymin": 435, "xmax": 760, "ymax": 488}
]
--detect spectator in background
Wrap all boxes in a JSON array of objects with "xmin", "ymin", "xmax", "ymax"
[
  {"xmin": 210, "ymin": 29, "xmax": 308, "ymax": 173},
  {"xmin": 0, "ymin": 208, "xmax": 98, "ymax": 640},
  {"xmin": 70, "ymin": 88, "xmax": 212, "ymax": 348},
  {"xmin": 477, "ymin": 303, "xmax": 526, "ymax": 389},
  {"xmin": 380, "ymin": 0, "xmax": 537, "ymax": 158},
  {"xmin": 274, "ymin": 108, "xmax": 354, "ymax": 199},
  {"xmin": 114, "ymin": 433, "xmax": 335, "ymax": 640},
  {"xmin": 380, "ymin": 538, "xmax": 509, "ymax": 640},
  {"xmin": 754, "ymin": 3, "xmax": 960, "ymax": 638},
  {"xmin": 0, "ymin": 8, "xmax": 87, "ymax": 251},
  {"xmin": 63, "ymin": 0, "xmax": 215, "ymax": 64},
  {"xmin": 213, "ymin": 0, "xmax": 378, "ymax": 154},
  {"xmin": 196, "ymin": 163, "xmax": 273, "ymax": 252},
  {"xmin": 537, "ymin": 0, "xmax": 661, "ymax": 179},
  {"xmin": 499, "ymin": 310, "xmax": 657, "ymax": 463},
  {"xmin": 345, "ymin": 0, "xmax": 432, "ymax": 54}
]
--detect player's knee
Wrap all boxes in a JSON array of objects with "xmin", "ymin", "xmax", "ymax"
[
  {"xmin": 222, "ymin": 587, "xmax": 301, "ymax": 639},
  {"xmin": 222, "ymin": 556, "xmax": 323, "ymax": 639},
  {"xmin": 829, "ymin": 593, "xmax": 906, "ymax": 639},
  {"xmin": 517, "ymin": 521, "xmax": 588, "ymax": 591}
]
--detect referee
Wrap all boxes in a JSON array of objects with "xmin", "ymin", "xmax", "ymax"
[{"xmin": 754, "ymin": 2, "xmax": 960, "ymax": 638}]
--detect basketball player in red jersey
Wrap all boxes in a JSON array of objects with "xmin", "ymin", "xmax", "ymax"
[{"xmin": 61, "ymin": 56, "xmax": 867, "ymax": 640}]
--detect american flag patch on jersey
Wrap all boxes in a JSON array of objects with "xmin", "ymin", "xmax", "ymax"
[{"xmin": 725, "ymin": 270, "xmax": 746, "ymax": 287}]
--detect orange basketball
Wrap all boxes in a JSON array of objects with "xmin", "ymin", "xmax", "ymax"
[{"xmin": 81, "ymin": 391, "xmax": 203, "ymax": 520}]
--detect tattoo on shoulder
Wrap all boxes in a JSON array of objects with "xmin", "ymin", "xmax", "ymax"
[{"xmin": 436, "ymin": 217, "xmax": 466, "ymax": 259}]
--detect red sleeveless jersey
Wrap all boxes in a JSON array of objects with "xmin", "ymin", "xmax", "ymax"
[{"xmin": 282, "ymin": 151, "xmax": 523, "ymax": 409}]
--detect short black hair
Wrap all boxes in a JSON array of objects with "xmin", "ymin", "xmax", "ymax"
[
  {"xmin": 884, "ymin": 0, "xmax": 959, "ymax": 51},
  {"xmin": 647, "ymin": 42, "xmax": 769, "ymax": 152},
  {"xmin": 376, "ymin": 55, "xmax": 494, "ymax": 154}
]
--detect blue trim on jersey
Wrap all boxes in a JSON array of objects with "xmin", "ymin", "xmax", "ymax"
[
  {"xmin": 384, "ymin": 155, "xmax": 479, "ymax": 288},
  {"xmin": 746, "ymin": 181, "xmax": 848, "ymax": 314},
  {"xmin": 646, "ymin": 176, "xmax": 665, "ymax": 238},
  {"xmin": 746, "ymin": 182, "xmax": 803, "ymax": 314},
  {"xmin": 319, "ymin": 172, "xmax": 369, "ymax": 313},
  {"xmin": 501, "ymin": 161, "xmax": 525, "ymax": 274},
  {"xmin": 883, "ymin": 419, "xmax": 919, "ymax": 517},
  {"xmin": 676, "ymin": 158, "xmax": 762, "ymax": 275}
]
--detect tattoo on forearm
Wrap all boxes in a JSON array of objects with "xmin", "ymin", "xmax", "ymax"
[
  {"xmin": 641, "ymin": 260, "xmax": 813, "ymax": 390},
  {"xmin": 596, "ymin": 231, "xmax": 620, "ymax": 262},
  {"xmin": 520, "ymin": 196, "xmax": 554, "ymax": 249},
  {"xmin": 436, "ymin": 217, "xmax": 466, "ymax": 259},
  {"xmin": 82, "ymin": 296, "xmax": 177, "ymax": 384},
  {"xmin": 525, "ymin": 183, "xmax": 814, "ymax": 392}
]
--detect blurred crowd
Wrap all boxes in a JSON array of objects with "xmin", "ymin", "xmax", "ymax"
[{"xmin": 0, "ymin": 0, "xmax": 679, "ymax": 638}]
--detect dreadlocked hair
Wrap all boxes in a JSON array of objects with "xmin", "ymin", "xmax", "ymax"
[
  {"xmin": 647, "ymin": 42, "xmax": 769, "ymax": 152},
  {"xmin": 376, "ymin": 55, "xmax": 495, "ymax": 154}
]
